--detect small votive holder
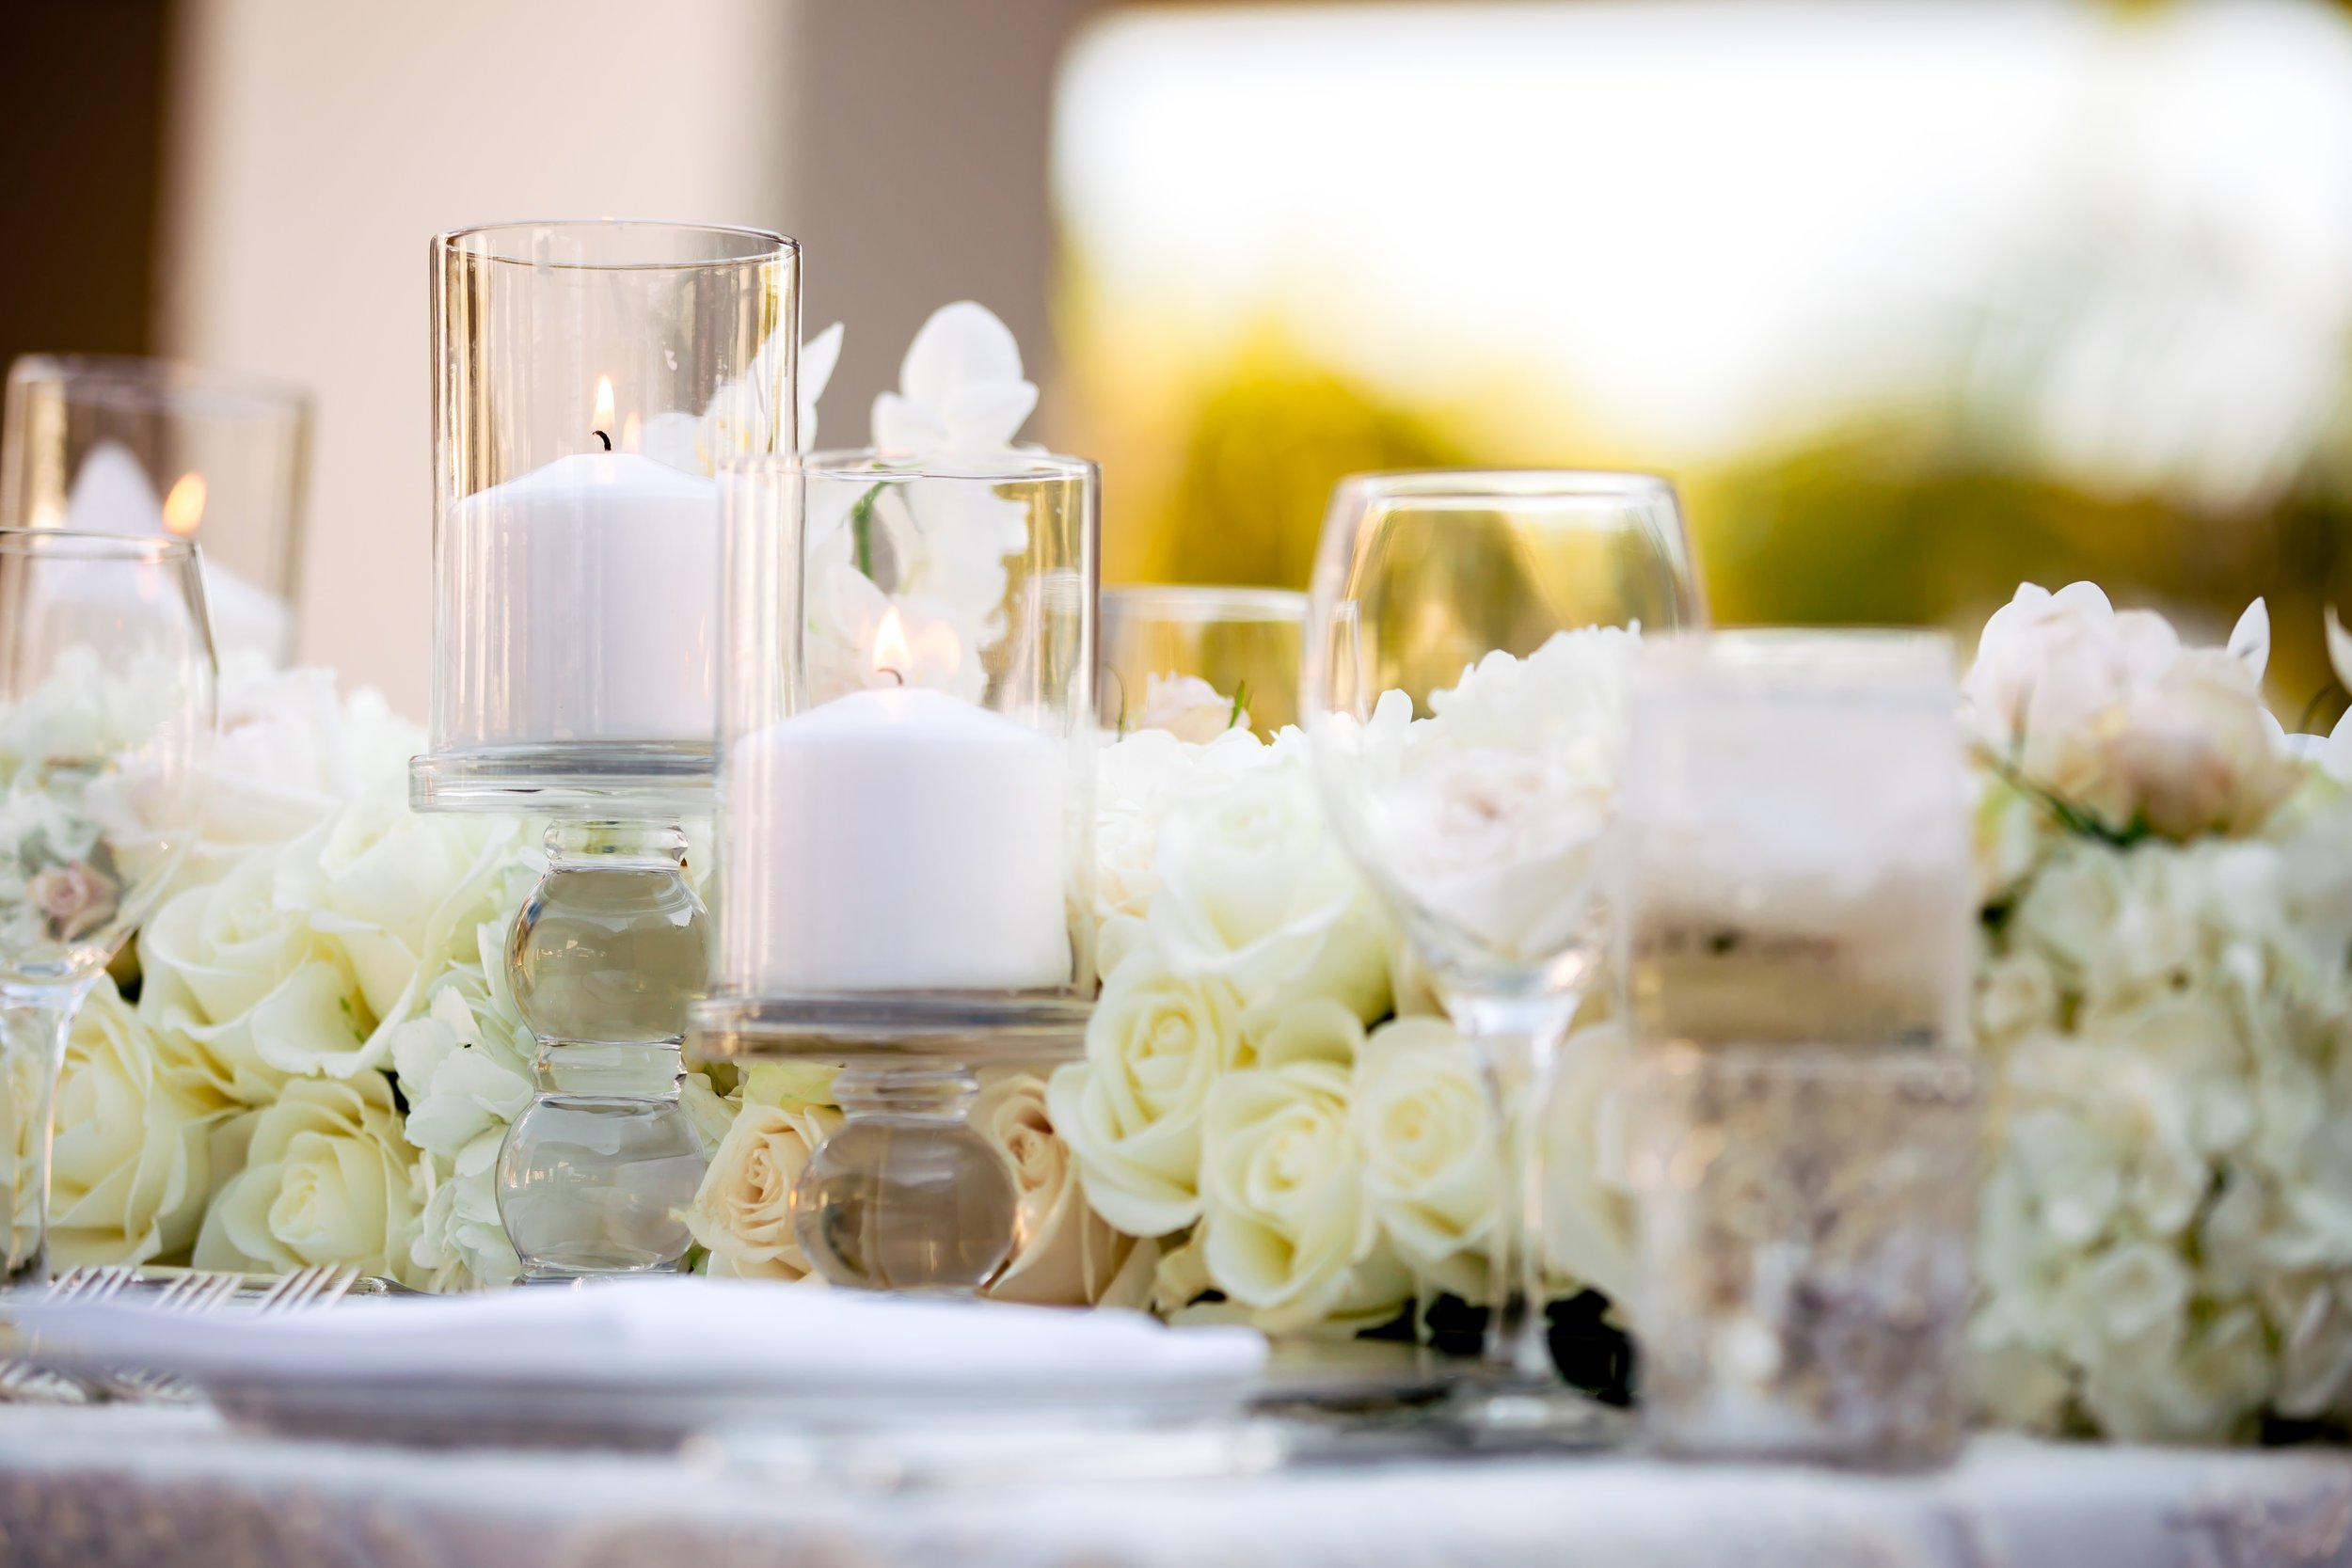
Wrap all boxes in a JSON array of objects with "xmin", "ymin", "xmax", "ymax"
[
  {"xmin": 1100, "ymin": 584, "xmax": 1305, "ymax": 739},
  {"xmin": 1612, "ymin": 629, "xmax": 1979, "ymax": 1465},
  {"xmin": 1, "ymin": 354, "xmax": 311, "ymax": 664},
  {"xmin": 691, "ymin": 450, "xmax": 1100, "ymax": 1294}
]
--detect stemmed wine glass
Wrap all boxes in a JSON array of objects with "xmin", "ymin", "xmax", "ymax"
[
  {"xmin": 1300, "ymin": 470, "xmax": 1701, "ymax": 1423},
  {"xmin": 0, "ymin": 530, "xmax": 214, "ymax": 1285}
]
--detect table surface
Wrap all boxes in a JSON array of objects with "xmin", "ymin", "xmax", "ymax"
[{"xmin": 0, "ymin": 1406, "xmax": 2346, "ymax": 1568}]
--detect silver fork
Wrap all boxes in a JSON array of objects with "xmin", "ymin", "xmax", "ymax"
[
  {"xmin": 99, "ymin": 1269, "xmax": 245, "ymax": 1404},
  {"xmin": 252, "ymin": 1263, "xmax": 362, "ymax": 1316},
  {"xmin": 0, "ymin": 1262, "xmax": 140, "ymax": 1402}
]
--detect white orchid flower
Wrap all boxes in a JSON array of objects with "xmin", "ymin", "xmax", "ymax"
[
  {"xmin": 870, "ymin": 302, "xmax": 1039, "ymax": 456},
  {"xmin": 799, "ymin": 323, "xmax": 843, "ymax": 451}
]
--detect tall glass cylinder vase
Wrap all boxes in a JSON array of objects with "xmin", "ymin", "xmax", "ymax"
[
  {"xmin": 693, "ymin": 449, "xmax": 1098, "ymax": 1294},
  {"xmin": 0, "ymin": 354, "xmax": 311, "ymax": 665},
  {"xmin": 411, "ymin": 219, "xmax": 800, "ymax": 1282}
]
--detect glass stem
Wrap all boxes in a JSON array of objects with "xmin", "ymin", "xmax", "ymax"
[
  {"xmin": 0, "ymin": 978, "xmax": 96, "ymax": 1290},
  {"xmin": 1452, "ymin": 989, "xmax": 1582, "ymax": 1382}
]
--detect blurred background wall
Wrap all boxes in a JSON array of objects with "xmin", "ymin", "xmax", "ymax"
[{"xmin": 8, "ymin": 0, "xmax": 2352, "ymax": 716}]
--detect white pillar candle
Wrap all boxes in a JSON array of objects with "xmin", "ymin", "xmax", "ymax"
[
  {"xmin": 447, "ymin": 451, "xmax": 718, "ymax": 746},
  {"xmin": 723, "ymin": 685, "xmax": 1071, "ymax": 992},
  {"xmin": 60, "ymin": 441, "xmax": 294, "ymax": 663}
]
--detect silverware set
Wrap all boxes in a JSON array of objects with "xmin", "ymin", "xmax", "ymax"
[{"xmin": 0, "ymin": 1262, "xmax": 371, "ymax": 1406}]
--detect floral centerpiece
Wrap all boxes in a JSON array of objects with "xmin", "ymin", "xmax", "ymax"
[{"xmin": 8, "ymin": 293, "xmax": 2351, "ymax": 1449}]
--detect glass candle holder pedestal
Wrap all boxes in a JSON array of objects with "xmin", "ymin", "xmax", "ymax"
[
  {"xmin": 693, "ymin": 451, "xmax": 1098, "ymax": 1293},
  {"xmin": 1, "ymin": 354, "xmax": 311, "ymax": 665},
  {"xmin": 412, "ymin": 220, "xmax": 800, "ymax": 1282},
  {"xmin": 1613, "ymin": 630, "xmax": 1978, "ymax": 1465}
]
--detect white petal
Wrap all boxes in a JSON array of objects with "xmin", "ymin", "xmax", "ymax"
[
  {"xmin": 2228, "ymin": 598, "xmax": 2269, "ymax": 683},
  {"xmin": 797, "ymin": 323, "xmax": 844, "ymax": 450},
  {"xmin": 871, "ymin": 391, "xmax": 947, "ymax": 456},
  {"xmin": 938, "ymin": 381, "xmax": 1040, "ymax": 452},
  {"xmin": 2328, "ymin": 608, "xmax": 2352, "ymax": 694},
  {"xmin": 898, "ymin": 302, "xmax": 1025, "ymax": 406}
]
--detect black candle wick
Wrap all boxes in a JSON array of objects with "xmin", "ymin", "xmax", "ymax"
[
  {"xmin": 878, "ymin": 668, "xmax": 906, "ymax": 688},
  {"xmin": 594, "ymin": 429, "xmax": 612, "ymax": 451}
]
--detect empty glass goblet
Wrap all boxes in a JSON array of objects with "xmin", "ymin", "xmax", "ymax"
[
  {"xmin": 1300, "ymin": 470, "xmax": 1701, "ymax": 1422},
  {"xmin": 0, "ymin": 529, "xmax": 214, "ymax": 1285}
]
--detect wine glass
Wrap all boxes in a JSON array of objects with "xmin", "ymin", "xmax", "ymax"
[
  {"xmin": 1300, "ymin": 470, "xmax": 1702, "ymax": 1420},
  {"xmin": 0, "ymin": 530, "xmax": 214, "ymax": 1285}
]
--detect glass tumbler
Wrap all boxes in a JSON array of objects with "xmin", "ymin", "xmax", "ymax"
[
  {"xmin": 1100, "ymin": 584, "xmax": 1305, "ymax": 739},
  {"xmin": 1, "ymin": 354, "xmax": 311, "ymax": 665}
]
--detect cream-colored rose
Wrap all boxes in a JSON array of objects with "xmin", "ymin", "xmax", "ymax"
[
  {"xmin": 45, "ymin": 978, "xmax": 219, "ymax": 1267},
  {"xmin": 684, "ymin": 1100, "xmax": 843, "ymax": 1280},
  {"xmin": 171, "ymin": 664, "xmax": 393, "ymax": 895},
  {"xmin": 195, "ymin": 1071, "xmax": 424, "ymax": 1282},
  {"xmin": 1047, "ymin": 949, "xmax": 1247, "ymax": 1237},
  {"xmin": 1149, "ymin": 760, "xmax": 1391, "ymax": 1020},
  {"xmin": 1199, "ymin": 1060, "xmax": 1403, "ymax": 1331},
  {"xmin": 139, "ymin": 850, "xmax": 369, "ymax": 1105},
  {"xmin": 276, "ymin": 794, "xmax": 519, "ymax": 1029},
  {"xmin": 1131, "ymin": 673, "xmax": 1244, "ymax": 743},
  {"xmin": 1541, "ymin": 1018, "xmax": 1638, "ymax": 1307},
  {"xmin": 1352, "ymin": 1018, "xmax": 1494, "ymax": 1299},
  {"xmin": 972, "ymin": 1070, "xmax": 1146, "ymax": 1307}
]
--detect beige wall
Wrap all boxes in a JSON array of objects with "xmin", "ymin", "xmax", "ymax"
[{"xmin": 158, "ymin": 0, "xmax": 801, "ymax": 713}]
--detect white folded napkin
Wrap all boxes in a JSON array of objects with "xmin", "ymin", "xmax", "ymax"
[{"xmin": 14, "ymin": 1277, "xmax": 1268, "ymax": 1399}]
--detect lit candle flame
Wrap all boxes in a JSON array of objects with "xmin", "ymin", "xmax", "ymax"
[
  {"xmin": 162, "ymin": 473, "xmax": 207, "ymax": 537},
  {"xmin": 873, "ymin": 607, "xmax": 913, "ymax": 683},
  {"xmin": 593, "ymin": 375, "xmax": 616, "ymax": 436}
]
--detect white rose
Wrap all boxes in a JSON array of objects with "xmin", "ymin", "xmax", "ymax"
[
  {"xmin": 1149, "ymin": 758, "xmax": 1391, "ymax": 1019},
  {"xmin": 1130, "ymin": 673, "xmax": 1244, "ymax": 743},
  {"xmin": 195, "ymin": 1071, "xmax": 425, "ymax": 1283},
  {"xmin": 138, "ymin": 849, "xmax": 371, "ymax": 1103},
  {"xmin": 973, "ymin": 1070, "xmax": 1149, "ymax": 1307},
  {"xmin": 1047, "ymin": 949, "xmax": 1247, "ymax": 1237},
  {"xmin": 35, "ymin": 979, "xmax": 218, "ymax": 1267},
  {"xmin": 276, "ymin": 793, "xmax": 519, "ymax": 1031},
  {"xmin": 1352, "ymin": 1018, "xmax": 1495, "ymax": 1299},
  {"xmin": 685, "ymin": 1100, "xmax": 843, "ymax": 1280},
  {"xmin": 174, "ymin": 664, "xmax": 423, "ymax": 887},
  {"xmin": 1377, "ymin": 746, "xmax": 1606, "ymax": 963},
  {"xmin": 1199, "ymin": 1061, "xmax": 1409, "ymax": 1332},
  {"xmin": 1427, "ymin": 626, "xmax": 1638, "ymax": 759},
  {"xmin": 2103, "ymin": 649, "xmax": 2299, "ymax": 840},
  {"xmin": 1095, "ymin": 726, "xmax": 1263, "ymax": 929}
]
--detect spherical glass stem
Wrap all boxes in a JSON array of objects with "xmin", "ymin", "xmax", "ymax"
[
  {"xmin": 789, "ymin": 1063, "xmax": 1021, "ymax": 1295},
  {"xmin": 495, "ymin": 821, "xmax": 710, "ymax": 1283}
]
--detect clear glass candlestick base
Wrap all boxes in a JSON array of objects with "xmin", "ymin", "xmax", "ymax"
[
  {"xmin": 495, "ymin": 821, "xmax": 710, "ymax": 1283},
  {"xmin": 790, "ymin": 1065, "xmax": 1021, "ymax": 1295},
  {"xmin": 497, "ymin": 1048, "xmax": 707, "ymax": 1283}
]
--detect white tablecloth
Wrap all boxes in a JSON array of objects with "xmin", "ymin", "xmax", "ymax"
[{"xmin": 0, "ymin": 1407, "xmax": 2345, "ymax": 1568}]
